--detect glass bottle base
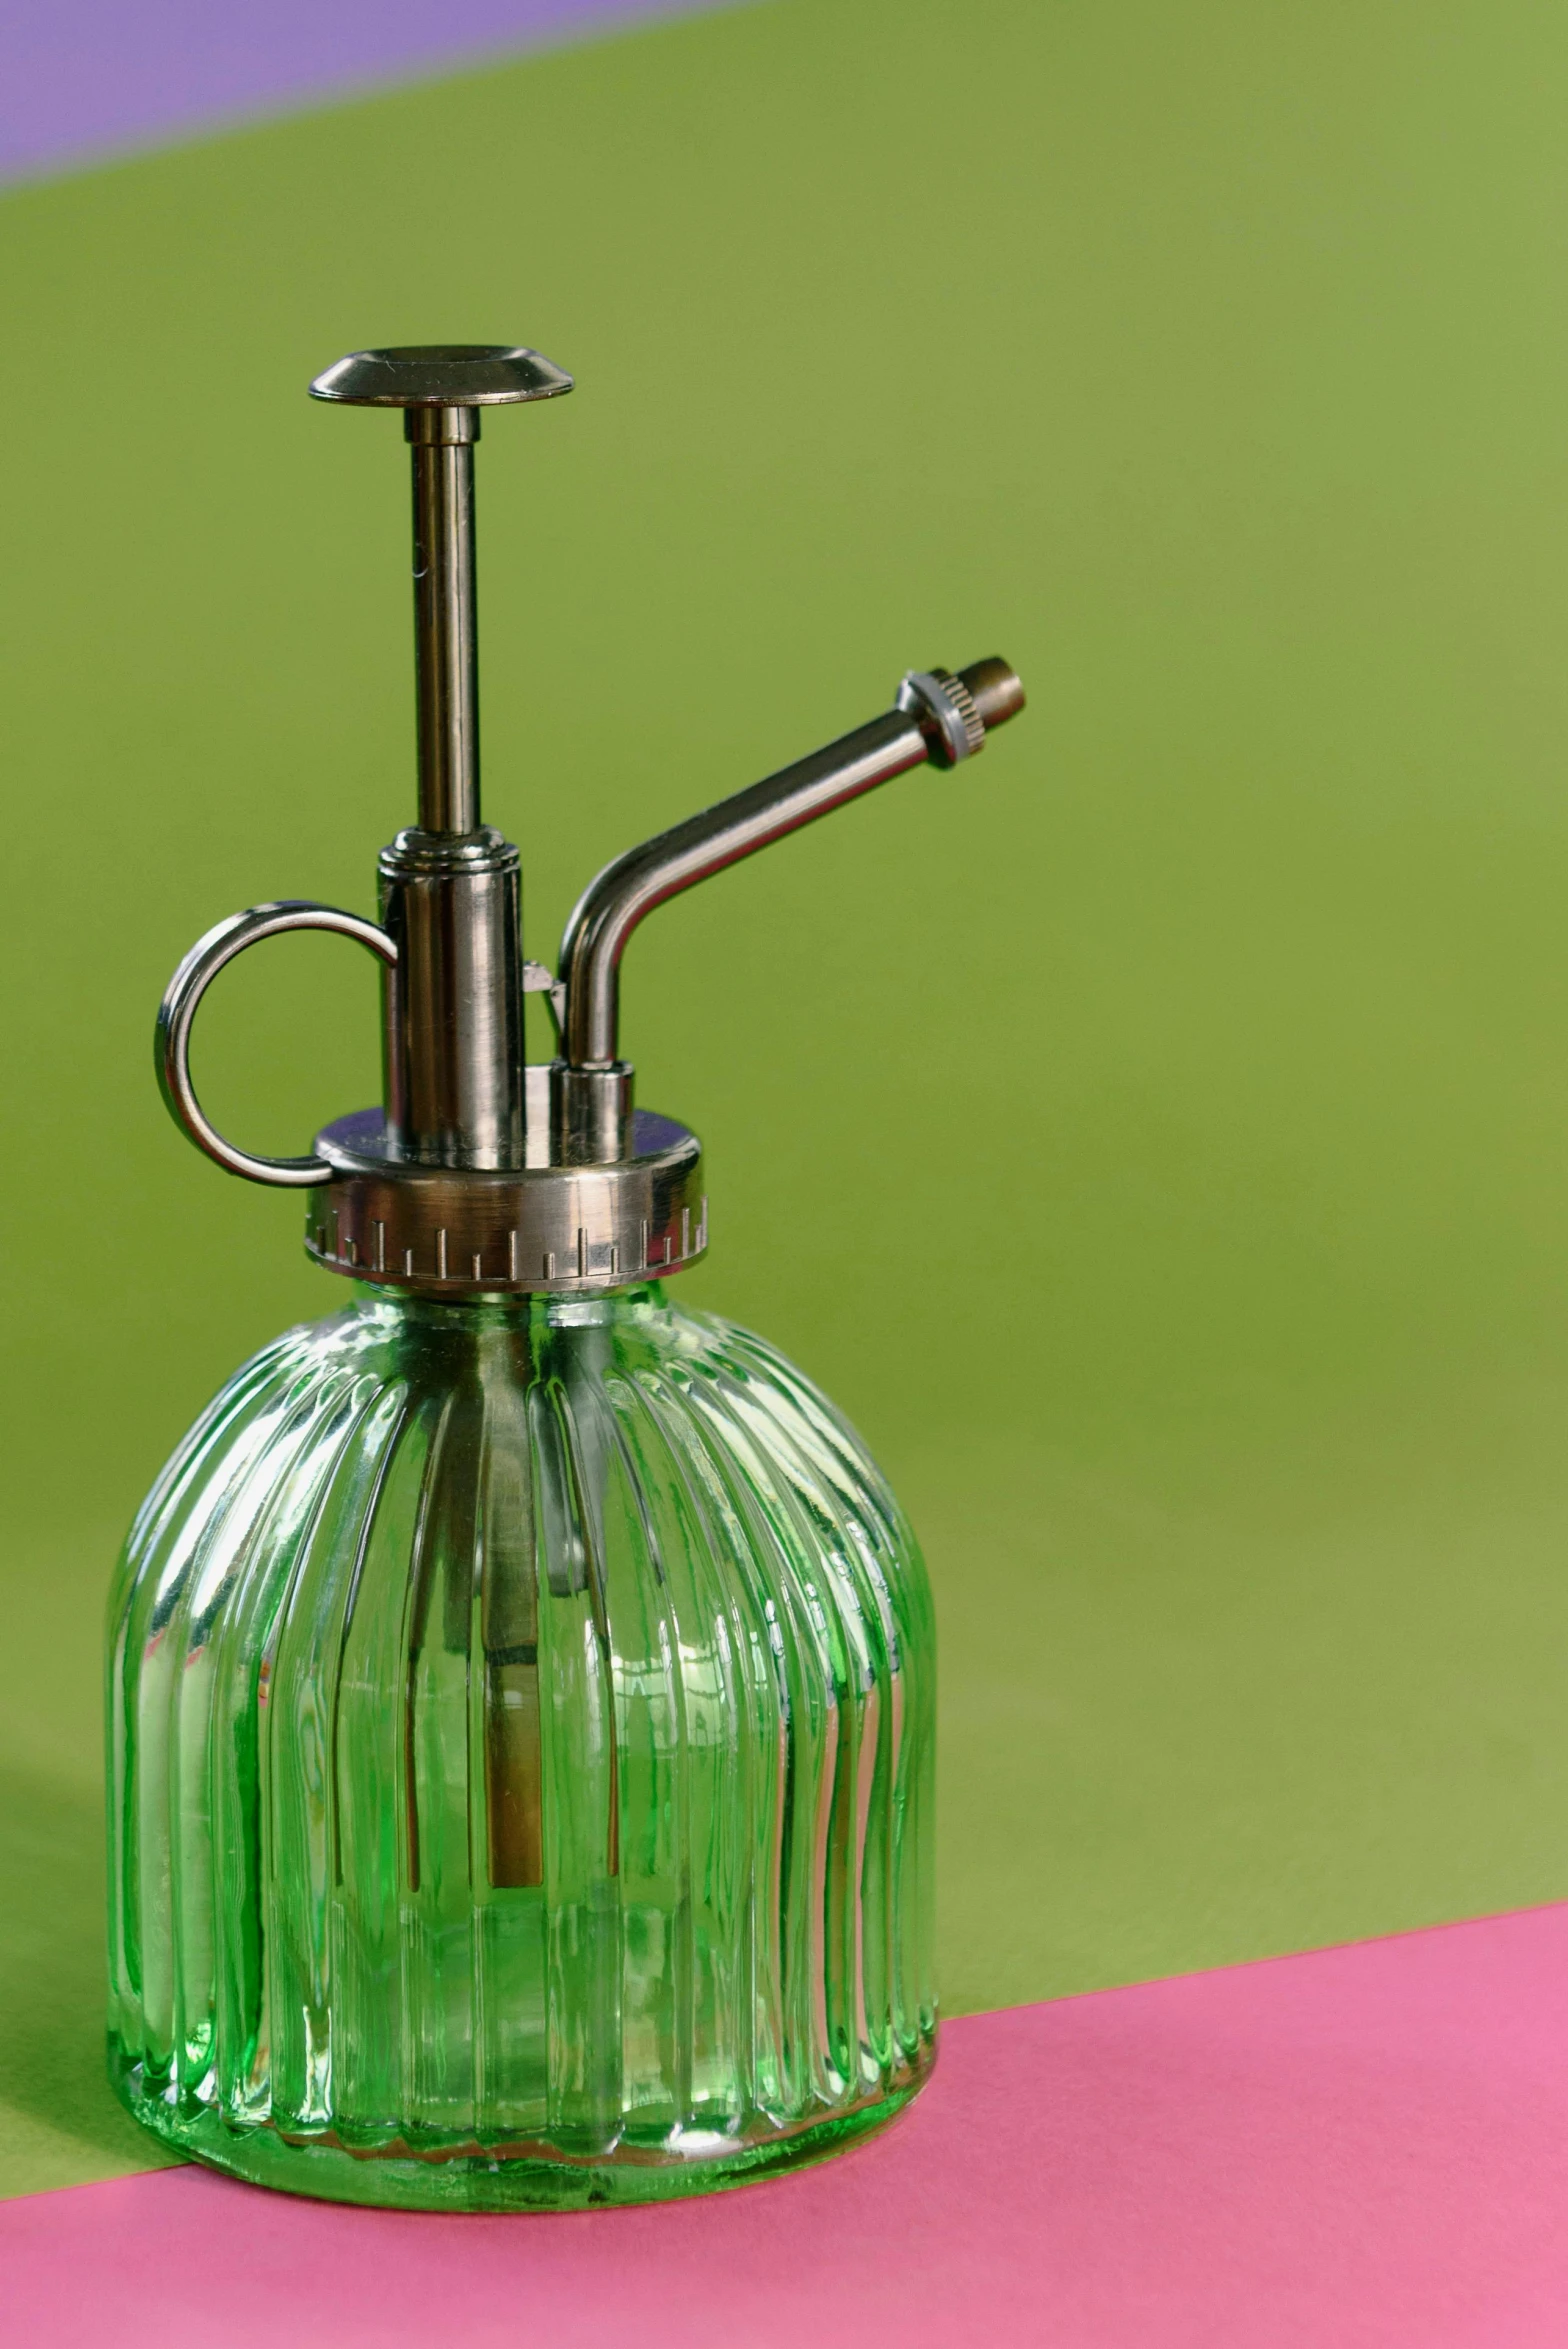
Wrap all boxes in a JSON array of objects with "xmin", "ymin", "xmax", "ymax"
[{"xmin": 109, "ymin": 2041, "xmax": 935, "ymax": 2212}]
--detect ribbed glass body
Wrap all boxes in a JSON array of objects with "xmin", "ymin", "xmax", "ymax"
[{"xmin": 106, "ymin": 1283, "xmax": 936, "ymax": 2209}]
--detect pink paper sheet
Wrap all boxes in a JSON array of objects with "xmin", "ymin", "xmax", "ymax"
[{"xmin": 9, "ymin": 1905, "xmax": 1568, "ymax": 2346}]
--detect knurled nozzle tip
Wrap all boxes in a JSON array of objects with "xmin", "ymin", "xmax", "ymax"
[{"xmin": 957, "ymin": 657, "xmax": 1026, "ymax": 732}]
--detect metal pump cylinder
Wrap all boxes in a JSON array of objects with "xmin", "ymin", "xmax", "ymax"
[{"xmin": 378, "ymin": 826, "xmax": 525, "ymax": 1169}]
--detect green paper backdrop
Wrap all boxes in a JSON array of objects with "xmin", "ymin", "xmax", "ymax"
[{"xmin": 5, "ymin": 0, "xmax": 1568, "ymax": 2194}]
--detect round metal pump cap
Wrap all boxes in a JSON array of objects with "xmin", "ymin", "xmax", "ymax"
[
  {"xmin": 309, "ymin": 344, "xmax": 574, "ymax": 407},
  {"xmin": 303, "ymin": 1107, "xmax": 708, "ymax": 1297}
]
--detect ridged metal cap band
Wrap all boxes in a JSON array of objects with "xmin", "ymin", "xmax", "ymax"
[
  {"xmin": 896, "ymin": 668, "xmax": 987, "ymax": 764},
  {"xmin": 304, "ymin": 1107, "xmax": 707, "ymax": 1296}
]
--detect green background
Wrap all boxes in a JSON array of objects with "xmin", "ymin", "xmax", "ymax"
[{"xmin": 5, "ymin": 0, "xmax": 1568, "ymax": 2195}]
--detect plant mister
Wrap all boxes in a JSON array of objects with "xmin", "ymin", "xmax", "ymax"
[{"xmin": 107, "ymin": 345, "xmax": 1026, "ymax": 2209}]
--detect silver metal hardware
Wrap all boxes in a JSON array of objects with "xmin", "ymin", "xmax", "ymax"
[
  {"xmin": 897, "ymin": 667, "xmax": 985, "ymax": 765},
  {"xmin": 309, "ymin": 342, "xmax": 573, "ymax": 1167},
  {"xmin": 551, "ymin": 1063, "xmax": 637, "ymax": 1168},
  {"xmin": 378, "ymin": 826, "xmax": 525, "ymax": 1169},
  {"xmin": 308, "ymin": 346, "xmax": 574, "ymax": 409},
  {"xmin": 154, "ymin": 343, "xmax": 1028, "ymax": 1294},
  {"xmin": 156, "ymin": 902, "xmax": 397, "ymax": 1186},
  {"xmin": 309, "ymin": 349, "xmax": 573, "ymax": 841},
  {"xmin": 553, "ymin": 656, "xmax": 1028, "ymax": 1157},
  {"xmin": 305, "ymin": 1103, "xmax": 705, "ymax": 1295},
  {"xmin": 407, "ymin": 404, "xmax": 481, "ymax": 834},
  {"xmin": 558, "ymin": 706, "xmax": 926, "ymax": 1075}
]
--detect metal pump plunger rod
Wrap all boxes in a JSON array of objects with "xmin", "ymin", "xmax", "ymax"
[
  {"xmin": 386, "ymin": 397, "xmax": 522, "ymax": 1167},
  {"xmin": 408, "ymin": 407, "xmax": 482, "ymax": 836}
]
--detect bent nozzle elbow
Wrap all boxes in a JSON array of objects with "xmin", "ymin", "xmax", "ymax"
[{"xmin": 552, "ymin": 656, "xmax": 1025, "ymax": 1155}]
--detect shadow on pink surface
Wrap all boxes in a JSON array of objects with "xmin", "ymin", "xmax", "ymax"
[{"xmin": 9, "ymin": 1905, "xmax": 1568, "ymax": 2347}]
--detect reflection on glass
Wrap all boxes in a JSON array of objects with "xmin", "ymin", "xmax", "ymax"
[{"xmin": 107, "ymin": 1283, "xmax": 935, "ymax": 2209}]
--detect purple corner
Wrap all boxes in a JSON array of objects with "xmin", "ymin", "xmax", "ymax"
[{"xmin": 0, "ymin": 0, "xmax": 723, "ymax": 186}]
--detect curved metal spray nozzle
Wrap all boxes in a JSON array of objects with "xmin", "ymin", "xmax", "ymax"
[{"xmin": 550, "ymin": 657, "xmax": 1025, "ymax": 1162}]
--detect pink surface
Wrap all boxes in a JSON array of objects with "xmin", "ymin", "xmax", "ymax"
[{"xmin": 9, "ymin": 1906, "xmax": 1568, "ymax": 2346}]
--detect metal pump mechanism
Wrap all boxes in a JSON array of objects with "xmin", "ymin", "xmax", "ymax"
[{"xmin": 156, "ymin": 343, "xmax": 1027, "ymax": 1298}]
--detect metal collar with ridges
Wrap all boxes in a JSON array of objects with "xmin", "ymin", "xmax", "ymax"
[{"xmin": 304, "ymin": 1107, "xmax": 706, "ymax": 1296}]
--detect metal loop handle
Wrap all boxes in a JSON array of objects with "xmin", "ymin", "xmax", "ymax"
[{"xmin": 156, "ymin": 901, "xmax": 398, "ymax": 1187}]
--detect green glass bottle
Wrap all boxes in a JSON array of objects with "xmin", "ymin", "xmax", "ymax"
[{"xmin": 108, "ymin": 344, "xmax": 1025, "ymax": 2208}]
